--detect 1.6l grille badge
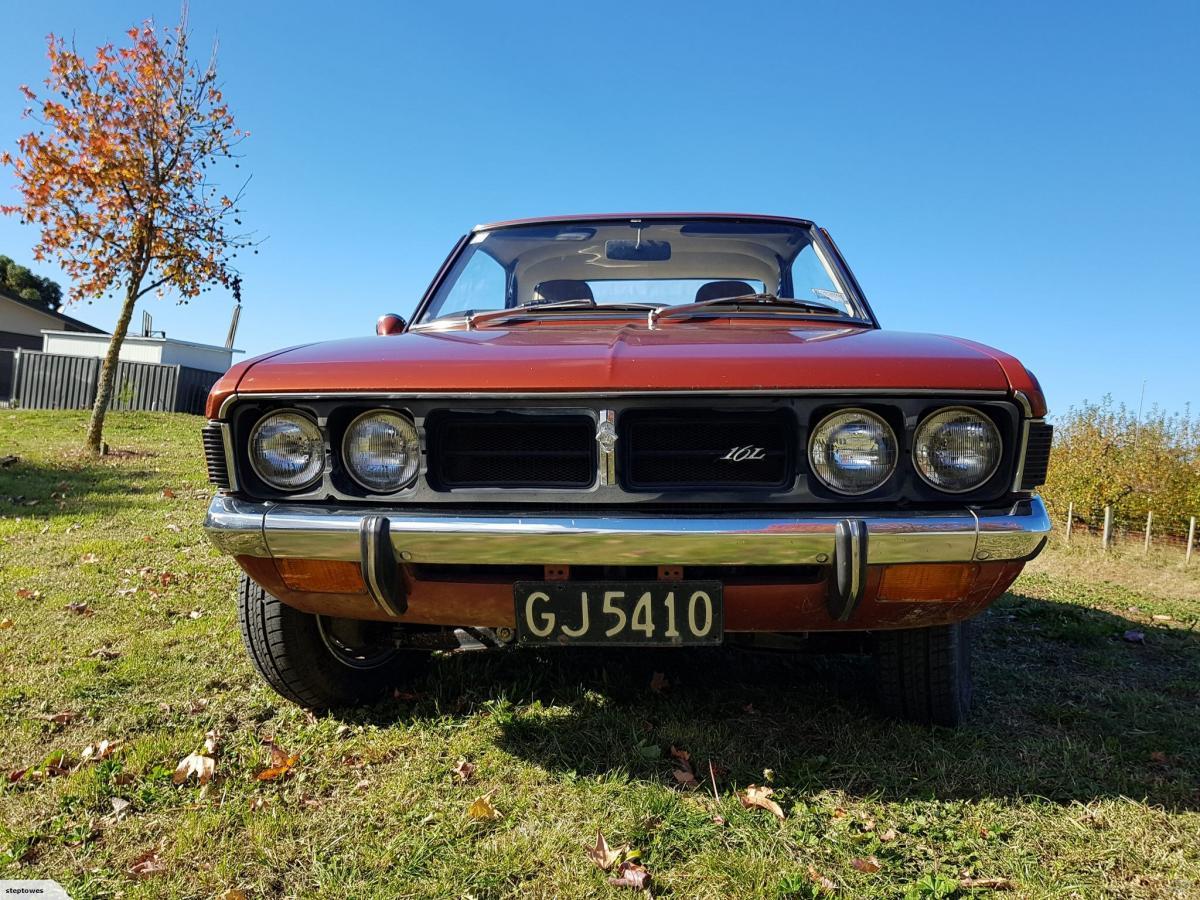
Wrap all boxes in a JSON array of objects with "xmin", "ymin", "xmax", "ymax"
[{"xmin": 719, "ymin": 446, "xmax": 767, "ymax": 462}]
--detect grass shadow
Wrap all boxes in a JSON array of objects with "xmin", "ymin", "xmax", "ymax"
[
  {"xmin": 351, "ymin": 593, "xmax": 1199, "ymax": 810},
  {"xmin": 0, "ymin": 455, "xmax": 165, "ymax": 521}
]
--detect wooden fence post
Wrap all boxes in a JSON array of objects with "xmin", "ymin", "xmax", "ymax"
[
  {"xmin": 1187, "ymin": 517, "xmax": 1196, "ymax": 567},
  {"xmin": 1144, "ymin": 511, "xmax": 1152, "ymax": 553},
  {"xmin": 1065, "ymin": 502, "xmax": 1073, "ymax": 545},
  {"xmin": 1102, "ymin": 506, "xmax": 1113, "ymax": 551}
]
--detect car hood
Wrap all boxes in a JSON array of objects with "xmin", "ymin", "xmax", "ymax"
[{"xmin": 211, "ymin": 321, "xmax": 1039, "ymax": 416}]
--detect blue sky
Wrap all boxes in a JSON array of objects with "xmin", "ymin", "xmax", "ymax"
[{"xmin": 1, "ymin": 1, "xmax": 1196, "ymax": 417}]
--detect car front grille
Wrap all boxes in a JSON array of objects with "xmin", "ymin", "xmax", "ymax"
[
  {"xmin": 425, "ymin": 411, "xmax": 596, "ymax": 489},
  {"xmin": 1020, "ymin": 422, "xmax": 1053, "ymax": 489},
  {"xmin": 201, "ymin": 423, "xmax": 231, "ymax": 489},
  {"xmin": 619, "ymin": 408, "xmax": 796, "ymax": 490}
]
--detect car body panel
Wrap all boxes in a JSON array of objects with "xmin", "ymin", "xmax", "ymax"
[{"xmin": 206, "ymin": 324, "xmax": 1033, "ymax": 418}]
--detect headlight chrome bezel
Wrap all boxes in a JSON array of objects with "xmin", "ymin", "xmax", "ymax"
[
  {"xmin": 246, "ymin": 409, "xmax": 326, "ymax": 491},
  {"xmin": 913, "ymin": 405, "xmax": 1003, "ymax": 494},
  {"xmin": 340, "ymin": 408, "xmax": 422, "ymax": 494},
  {"xmin": 808, "ymin": 407, "xmax": 899, "ymax": 496}
]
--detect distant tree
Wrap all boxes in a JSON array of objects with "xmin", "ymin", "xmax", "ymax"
[
  {"xmin": 5, "ymin": 262, "xmax": 33, "ymax": 292},
  {"xmin": 18, "ymin": 287, "xmax": 41, "ymax": 303},
  {"xmin": 1, "ymin": 15, "xmax": 252, "ymax": 454},
  {"xmin": 0, "ymin": 255, "xmax": 11, "ymax": 282},
  {"xmin": 34, "ymin": 275, "xmax": 61, "ymax": 309}
]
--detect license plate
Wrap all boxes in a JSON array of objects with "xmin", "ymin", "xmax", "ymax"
[{"xmin": 513, "ymin": 581, "xmax": 723, "ymax": 646}]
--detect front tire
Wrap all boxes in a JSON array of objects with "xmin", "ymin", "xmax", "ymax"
[
  {"xmin": 874, "ymin": 621, "xmax": 973, "ymax": 726},
  {"xmin": 236, "ymin": 574, "xmax": 428, "ymax": 709}
]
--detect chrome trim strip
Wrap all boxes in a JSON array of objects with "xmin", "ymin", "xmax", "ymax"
[
  {"xmin": 204, "ymin": 495, "xmax": 1050, "ymax": 568},
  {"xmin": 218, "ymin": 388, "xmax": 1012, "ymax": 419},
  {"xmin": 1011, "ymin": 419, "xmax": 1034, "ymax": 493}
]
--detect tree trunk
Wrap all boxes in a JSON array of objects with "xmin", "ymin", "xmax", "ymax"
[{"xmin": 83, "ymin": 283, "xmax": 139, "ymax": 455}]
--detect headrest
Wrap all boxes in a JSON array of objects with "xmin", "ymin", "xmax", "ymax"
[
  {"xmin": 695, "ymin": 280, "xmax": 756, "ymax": 303},
  {"xmin": 532, "ymin": 279, "xmax": 594, "ymax": 304}
]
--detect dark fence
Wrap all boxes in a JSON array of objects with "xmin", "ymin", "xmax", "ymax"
[
  {"xmin": 0, "ymin": 349, "xmax": 14, "ymax": 403},
  {"xmin": 7, "ymin": 349, "xmax": 220, "ymax": 415}
]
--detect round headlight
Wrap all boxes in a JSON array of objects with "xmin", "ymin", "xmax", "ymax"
[
  {"xmin": 248, "ymin": 410, "xmax": 324, "ymax": 490},
  {"xmin": 342, "ymin": 410, "xmax": 420, "ymax": 493},
  {"xmin": 809, "ymin": 409, "xmax": 898, "ymax": 495},
  {"xmin": 914, "ymin": 407, "xmax": 1002, "ymax": 492}
]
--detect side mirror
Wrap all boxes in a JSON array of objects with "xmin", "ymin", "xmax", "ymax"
[{"xmin": 376, "ymin": 313, "xmax": 406, "ymax": 335}]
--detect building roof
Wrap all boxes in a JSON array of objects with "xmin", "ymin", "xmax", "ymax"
[
  {"xmin": 0, "ymin": 293, "xmax": 106, "ymax": 334},
  {"xmin": 40, "ymin": 330, "xmax": 242, "ymax": 354}
]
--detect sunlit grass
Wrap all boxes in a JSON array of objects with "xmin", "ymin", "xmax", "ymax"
[{"xmin": 1, "ymin": 410, "xmax": 1197, "ymax": 898}]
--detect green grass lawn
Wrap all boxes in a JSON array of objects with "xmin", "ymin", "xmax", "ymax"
[{"xmin": 1, "ymin": 410, "xmax": 1198, "ymax": 899}]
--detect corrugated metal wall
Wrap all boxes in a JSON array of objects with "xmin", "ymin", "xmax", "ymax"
[{"xmin": 10, "ymin": 350, "xmax": 219, "ymax": 415}]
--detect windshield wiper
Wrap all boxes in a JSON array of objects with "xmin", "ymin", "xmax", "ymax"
[
  {"xmin": 467, "ymin": 299, "xmax": 664, "ymax": 327},
  {"xmin": 650, "ymin": 292, "xmax": 843, "ymax": 325}
]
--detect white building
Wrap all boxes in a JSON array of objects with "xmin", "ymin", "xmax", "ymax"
[{"xmin": 40, "ymin": 330, "xmax": 240, "ymax": 374}]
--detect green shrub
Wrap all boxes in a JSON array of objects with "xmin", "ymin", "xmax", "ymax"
[{"xmin": 1043, "ymin": 396, "xmax": 1200, "ymax": 532}]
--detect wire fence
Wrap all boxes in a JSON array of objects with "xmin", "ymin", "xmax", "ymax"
[{"xmin": 1052, "ymin": 501, "xmax": 1197, "ymax": 565}]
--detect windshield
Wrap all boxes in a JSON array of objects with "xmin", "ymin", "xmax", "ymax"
[{"xmin": 416, "ymin": 218, "xmax": 866, "ymax": 324}]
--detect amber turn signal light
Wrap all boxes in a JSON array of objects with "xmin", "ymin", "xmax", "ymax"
[
  {"xmin": 877, "ymin": 563, "xmax": 977, "ymax": 602},
  {"xmin": 275, "ymin": 559, "xmax": 367, "ymax": 594}
]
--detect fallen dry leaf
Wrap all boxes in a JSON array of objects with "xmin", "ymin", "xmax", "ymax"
[
  {"xmin": 109, "ymin": 797, "xmax": 131, "ymax": 820},
  {"xmin": 129, "ymin": 848, "xmax": 165, "ymax": 878},
  {"xmin": 669, "ymin": 745, "xmax": 690, "ymax": 763},
  {"xmin": 586, "ymin": 829, "xmax": 628, "ymax": 871},
  {"xmin": 167, "ymin": 523, "xmax": 183, "ymax": 533},
  {"xmin": 80, "ymin": 553, "xmax": 99, "ymax": 564},
  {"xmin": 161, "ymin": 488, "xmax": 176, "ymax": 498},
  {"xmin": 8, "ymin": 767, "xmax": 29, "ymax": 782},
  {"xmin": 451, "ymin": 758, "xmax": 476, "ymax": 783},
  {"xmin": 64, "ymin": 602, "xmax": 94, "ymax": 616},
  {"xmin": 393, "ymin": 689, "xmax": 420, "ymax": 701},
  {"xmin": 672, "ymin": 767, "xmax": 700, "ymax": 788},
  {"xmin": 334, "ymin": 723, "xmax": 351, "ymax": 739},
  {"xmin": 608, "ymin": 859, "xmax": 651, "ymax": 890},
  {"xmin": 173, "ymin": 751, "xmax": 215, "ymax": 785},
  {"xmin": 115, "ymin": 586, "xmax": 139, "ymax": 596},
  {"xmin": 1149, "ymin": 751, "xmax": 1169, "ymax": 766},
  {"xmin": 218, "ymin": 891, "xmax": 248, "ymax": 900},
  {"xmin": 89, "ymin": 646, "xmax": 120, "ymax": 660},
  {"xmin": 808, "ymin": 865, "xmax": 836, "ymax": 893},
  {"xmin": 739, "ymin": 784, "xmax": 785, "ymax": 820},
  {"xmin": 0, "ymin": 618, "xmax": 12, "ymax": 629},
  {"xmin": 958, "ymin": 876, "xmax": 1015, "ymax": 890},
  {"xmin": 203, "ymin": 730, "xmax": 220, "ymax": 754},
  {"xmin": 15, "ymin": 588, "xmax": 43, "ymax": 600},
  {"xmin": 81, "ymin": 739, "xmax": 119, "ymax": 762},
  {"xmin": 255, "ymin": 739, "xmax": 298, "ymax": 781},
  {"xmin": 649, "ymin": 671, "xmax": 670, "ymax": 693},
  {"xmin": 879, "ymin": 827, "xmax": 898, "ymax": 842},
  {"xmin": 38, "ymin": 710, "xmax": 78, "ymax": 726},
  {"xmin": 467, "ymin": 792, "xmax": 502, "ymax": 821},
  {"xmin": 852, "ymin": 855, "xmax": 882, "ymax": 873}
]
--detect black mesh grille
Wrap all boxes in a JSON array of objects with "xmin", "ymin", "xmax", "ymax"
[
  {"xmin": 202, "ymin": 424, "xmax": 231, "ymax": 489},
  {"xmin": 620, "ymin": 409, "xmax": 795, "ymax": 490},
  {"xmin": 427, "ymin": 412, "xmax": 596, "ymax": 489},
  {"xmin": 1020, "ymin": 422, "xmax": 1053, "ymax": 490}
]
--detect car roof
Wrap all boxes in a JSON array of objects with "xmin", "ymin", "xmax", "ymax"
[{"xmin": 473, "ymin": 212, "xmax": 816, "ymax": 232}]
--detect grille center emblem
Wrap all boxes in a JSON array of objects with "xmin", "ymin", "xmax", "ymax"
[
  {"xmin": 720, "ymin": 445, "xmax": 767, "ymax": 462},
  {"xmin": 596, "ymin": 420, "xmax": 618, "ymax": 454}
]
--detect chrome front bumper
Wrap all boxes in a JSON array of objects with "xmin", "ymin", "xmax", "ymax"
[
  {"xmin": 206, "ymin": 496, "xmax": 1050, "ymax": 619},
  {"xmin": 205, "ymin": 495, "xmax": 1050, "ymax": 567}
]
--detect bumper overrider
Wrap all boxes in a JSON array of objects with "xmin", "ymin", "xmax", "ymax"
[{"xmin": 205, "ymin": 495, "xmax": 1050, "ymax": 625}]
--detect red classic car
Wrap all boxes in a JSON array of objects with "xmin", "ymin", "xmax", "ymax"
[{"xmin": 203, "ymin": 214, "xmax": 1051, "ymax": 725}]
